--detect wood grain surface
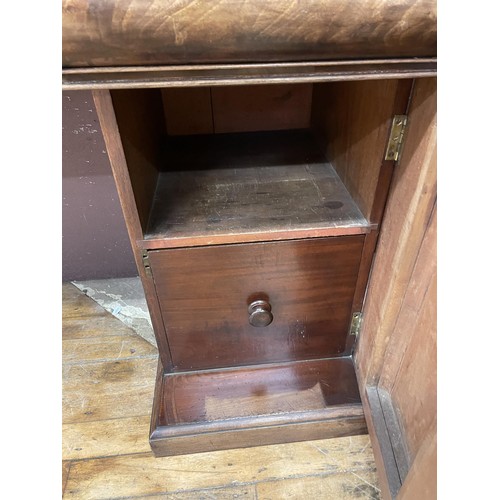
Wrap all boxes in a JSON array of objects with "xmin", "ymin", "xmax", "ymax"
[
  {"xmin": 62, "ymin": 59, "xmax": 437, "ymax": 90},
  {"xmin": 62, "ymin": 0, "xmax": 436, "ymax": 67},
  {"xmin": 355, "ymin": 77, "xmax": 437, "ymax": 389},
  {"xmin": 62, "ymin": 283, "xmax": 381, "ymax": 499},
  {"xmin": 110, "ymin": 88, "xmax": 165, "ymax": 231},
  {"xmin": 162, "ymin": 87, "xmax": 214, "ymax": 136},
  {"xmin": 93, "ymin": 89, "xmax": 174, "ymax": 370},
  {"xmin": 353, "ymin": 77, "xmax": 437, "ymax": 499},
  {"xmin": 160, "ymin": 358, "xmax": 361, "ymax": 426},
  {"xmin": 379, "ymin": 207, "xmax": 436, "ymax": 464},
  {"xmin": 150, "ymin": 357, "xmax": 367, "ymax": 456},
  {"xmin": 398, "ymin": 422, "xmax": 437, "ymax": 500},
  {"xmin": 162, "ymin": 84, "xmax": 312, "ymax": 136},
  {"xmin": 311, "ymin": 79, "xmax": 405, "ymax": 223},
  {"xmin": 148, "ymin": 236, "xmax": 364, "ymax": 370},
  {"xmin": 211, "ymin": 84, "xmax": 312, "ymax": 134},
  {"xmin": 144, "ymin": 130, "xmax": 369, "ymax": 248}
]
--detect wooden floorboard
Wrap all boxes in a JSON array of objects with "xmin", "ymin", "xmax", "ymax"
[
  {"xmin": 63, "ymin": 461, "xmax": 72, "ymax": 497},
  {"xmin": 62, "ymin": 283, "xmax": 380, "ymax": 499},
  {"xmin": 257, "ymin": 470, "xmax": 381, "ymax": 500}
]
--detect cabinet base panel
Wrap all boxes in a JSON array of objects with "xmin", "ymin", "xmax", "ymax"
[{"xmin": 149, "ymin": 357, "xmax": 367, "ymax": 457}]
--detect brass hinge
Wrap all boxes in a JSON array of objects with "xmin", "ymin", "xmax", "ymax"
[
  {"xmin": 385, "ymin": 114, "xmax": 408, "ymax": 162},
  {"xmin": 350, "ymin": 312, "xmax": 363, "ymax": 336},
  {"xmin": 142, "ymin": 251, "xmax": 152, "ymax": 278}
]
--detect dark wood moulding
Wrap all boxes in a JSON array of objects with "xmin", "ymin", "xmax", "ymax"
[{"xmin": 62, "ymin": 59, "xmax": 436, "ymax": 90}]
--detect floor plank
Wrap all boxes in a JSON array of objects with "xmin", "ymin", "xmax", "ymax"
[
  {"xmin": 64, "ymin": 436, "xmax": 375, "ymax": 499},
  {"xmin": 63, "ymin": 336, "xmax": 157, "ymax": 364},
  {"xmin": 63, "ymin": 415, "xmax": 152, "ymax": 460},
  {"xmin": 122, "ymin": 485, "xmax": 256, "ymax": 499},
  {"xmin": 62, "ymin": 283, "xmax": 109, "ymax": 320},
  {"xmin": 63, "ymin": 315, "xmax": 141, "ymax": 340},
  {"xmin": 257, "ymin": 470, "xmax": 380, "ymax": 499},
  {"xmin": 63, "ymin": 461, "xmax": 72, "ymax": 497},
  {"xmin": 62, "ymin": 357, "xmax": 157, "ymax": 424},
  {"xmin": 62, "ymin": 283, "xmax": 380, "ymax": 499}
]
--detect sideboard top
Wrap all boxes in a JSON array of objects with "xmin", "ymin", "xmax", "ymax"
[{"xmin": 62, "ymin": 0, "xmax": 436, "ymax": 68}]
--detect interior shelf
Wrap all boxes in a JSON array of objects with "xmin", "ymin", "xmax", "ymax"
[{"xmin": 143, "ymin": 130, "xmax": 370, "ymax": 249}]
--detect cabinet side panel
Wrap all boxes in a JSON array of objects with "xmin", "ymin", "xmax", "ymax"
[
  {"xmin": 354, "ymin": 77, "xmax": 437, "ymax": 388},
  {"xmin": 353, "ymin": 78, "xmax": 436, "ymax": 498},
  {"xmin": 110, "ymin": 89, "xmax": 165, "ymax": 233},
  {"xmin": 92, "ymin": 90, "xmax": 173, "ymax": 370},
  {"xmin": 381, "ymin": 207, "xmax": 436, "ymax": 463},
  {"xmin": 310, "ymin": 79, "xmax": 402, "ymax": 223},
  {"xmin": 397, "ymin": 422, "xmax": 437, "ymax": 500}
]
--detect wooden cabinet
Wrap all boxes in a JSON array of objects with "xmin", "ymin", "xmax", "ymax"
[{"xmin": 63, "ymin": 1, "xmax": 436, "ymax": 497}]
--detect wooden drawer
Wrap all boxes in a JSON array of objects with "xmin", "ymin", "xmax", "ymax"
[{"xmin": 148, "ymin": 236, "xmax": 364, "ymax": 370}]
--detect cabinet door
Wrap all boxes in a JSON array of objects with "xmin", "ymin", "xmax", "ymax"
[
  {"xmin": 148, "ymin": 236, "xmax": 364, "ymax": 370},
  {"xmin": 355, "ymin": 78, "xmax": 436, "ymax": 499}
]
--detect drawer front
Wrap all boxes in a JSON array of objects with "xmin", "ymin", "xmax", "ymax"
[{"xmin": 148, "ymin": 236, "xmax": 364, "ymax": 370}]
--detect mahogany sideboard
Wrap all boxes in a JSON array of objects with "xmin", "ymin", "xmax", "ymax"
[{"xmin": 63, "ymin": 1, "xmax": 437, "ymax": 498}]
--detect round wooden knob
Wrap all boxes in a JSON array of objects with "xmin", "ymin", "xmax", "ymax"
[{"xmin": 248, "ymin": 300, "xmax": 273, "ymax": 327}]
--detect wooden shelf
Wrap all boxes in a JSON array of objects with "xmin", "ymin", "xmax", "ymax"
[
  {"xmin": 143, "ymin": 130, "xmax": 369, "ymax": 249},
  {"xmin": 150, "ymin": 357, "xmax": 366, "ymax": 456}
]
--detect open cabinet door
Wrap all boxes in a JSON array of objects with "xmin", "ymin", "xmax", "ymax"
[{"xmin": 354, "ymin": 77, "xmax": 437, "ymax": 499}]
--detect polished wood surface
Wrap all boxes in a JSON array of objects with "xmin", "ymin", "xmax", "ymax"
[
  {"xmin": 160, "ymin": 358, "xmax": 361, "ymax": 425},
  {"xmin": 380, "ymin": 208, "xmax": 436, "ymax": 463},
  {"xmin": 150, "ymin": 357, "xmax": 366, "ymax": 456},
  {"xmin": 344, "ymin": 79, "xmax": 413, "ymax": 352},
  {"xmin": 355, "ymin": 78, "xmax": 437, "ymax": 389},
  {"xmin": 311, "ymin": 79, "xmax": 407, "ymax": 223},
  {"xmin": 110, "ymin": 88, "xmax": 164, "ymax": 231},
  {"xmin": 62, "ymin": 59, "xmax": 437, "ymax": 90},
  {"xmin": 161, "ymin": 87, "xmax": 214, "ymax": 136},
  {"xmin": 364, "ymin": 387, "xmax": 402, "ymax": 498},
  {"xmin": 143, "ymin": 131, "xmax": 369, "ymax": 249},
  {"xmin": 92, "ymin": 89, "xmax": 173, "ymax": 370},
  {"xmin": 63, "ymin": 283, "xmax": 380, "ymax": 498},
  {"xmin": 211, "ymin": 84, "xmax": 312, "ymax": 134},
  {"xmin": 310, "ymin": 79, "xmax": 413, "ymax": 358},
  {"xmin": 62, "ymin": 0, "xmax": 436, "ymax": 68},
  {"xmin": 398, "ymin": 422, "xmax": 437, "ymax": 500},
  {"xmin": 148, "ymin": 236, "xmax": 364, "ymax": 370},
  {"xmin": 354, "ymin": 78, "xmax": 437, "ymax": 499},
  {"xmin": 162, "ymin": 84, "xmax": 312, "ymax": 136}
]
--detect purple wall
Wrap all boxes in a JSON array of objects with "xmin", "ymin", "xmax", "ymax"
[{"xmin": 62, "ymin": 90, "xmax": 137, "ymax": 281}]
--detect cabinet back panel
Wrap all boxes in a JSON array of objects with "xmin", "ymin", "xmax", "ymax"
[
  {"xmin": 161, "ymin": 87, "xmax": 214, "ymax": 136},
  {"xmin": 162, "ymin": 84, "xmax": 312, "ymax": 136},
  {"xmin": 212, "ymin": 84, "xmax": 312, "ymax": 133}
]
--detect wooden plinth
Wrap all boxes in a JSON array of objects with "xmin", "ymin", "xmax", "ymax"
[{"xmin": 150, "ymin": 357, "xmax": 367, "ymax": 457}]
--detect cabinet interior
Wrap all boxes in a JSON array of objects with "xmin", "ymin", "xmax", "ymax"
[
  {"xmin": 100, "ymin": 77, "xmax": 413, "ymax": 457},
  {"xmin": 110, "ymin": 79, "xmax": 402, "ymax": 249}
]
